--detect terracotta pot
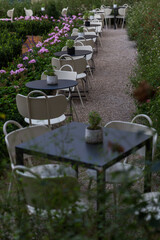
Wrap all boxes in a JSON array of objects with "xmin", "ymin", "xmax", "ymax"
[
  {"xmin": 85, "ymin": 127, "xmax": 103, "ymax": 144},
  {"xmin": 47, "ymin": 75, "xmax": 58, "ymax": 85}
]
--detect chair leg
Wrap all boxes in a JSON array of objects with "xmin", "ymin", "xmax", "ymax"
[
  {"xmin": 76, "ymin": 86, "xmax": 85, "ymax": 107},
  {"xmin": 71, "ymin": 99, "xmax": 79, "ymax": 121}
]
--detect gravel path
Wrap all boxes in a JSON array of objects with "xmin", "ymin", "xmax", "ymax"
[{"xmin": 74, "ymin": 28, "xmax": 137, "ymax": 125}]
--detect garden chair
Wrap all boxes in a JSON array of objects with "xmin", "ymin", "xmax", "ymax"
[
  {"xmin": 86, "ymin": 114, "xmax": 157, "ymax": 205},
  {"xmin": 16, "ymin": 91, "xmax": 67, "ymax": 128},
  {"xmin": 41, "ymin": 64, "xmax": 81, "ymax": 116},
  {"xmin": 61, "ymin": 7, "xmax": 68, "ymax": 17},
  {"xmin": 14, "ymin": 165, "xmax": 88, "ymax": 216},
  {"xmin": 24, "ymin": 8, "xmax": 33, "ymax": 17},
  {"xmin": 4, "ymin": 122, "xmax": 77, "ymax": 195},
  {"xmin": 7, "ymin": 8, "xmax": 14, "ymax": 22},
  {"xmin": 59, "ymin": 54, "xmax": 88, "ymax": 101},
  {"xmin": 116, "ymin": 7, "xmax": 128, "ymax": 28},
  {"xmin": 104, "ymin": 8, "xmax": 114, "ymax": 28},
  {"xmin": 55, "ymin": 65, "xmax": 84, "ymax": 108},
  {"xmin": 74, "ymin": 45, "xmax": 94, "ymax": 81}
]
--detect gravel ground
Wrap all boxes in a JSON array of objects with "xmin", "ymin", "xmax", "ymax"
[{"xmin": 72, "ymin": 28, "xmax": 137, "ymax": 125}]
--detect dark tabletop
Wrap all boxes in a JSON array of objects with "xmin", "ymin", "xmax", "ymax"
[
  {"xmin": 16, "ymin": 122, "xmax": 150, "ymax": 170},
  {"xmin": 85, "ymin": 24, "xmax": 101, "ymax": 27},
  {"xmin": 67, "ymin": 35, "xmax": 97, "ymax": 40},
  {"xmin": 26, "ymin": 79, "xmax": 77, "ymax": 90},
  {"xmin": 54, "ymin": 49, "xmax": 92, "ymax": 57}
]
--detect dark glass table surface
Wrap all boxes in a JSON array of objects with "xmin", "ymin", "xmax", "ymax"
[
  {"xmin": 26, "ymin": 79, "xmax": 77, "ymax": 90},
  {"xmin": 67, "ymin": 35, "xmax": 97, "ymax": 40},
  {"xmin": 16, "ymin": 121, "xmax": 151, "ymax": 170},
  {"xmin": 54, "ymin": 49, "xmax": 92, "ymax": 57}
]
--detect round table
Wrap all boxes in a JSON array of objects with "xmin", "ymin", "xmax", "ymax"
[
  {"xmin": 67, "ymin": 35, "xmax": 97, "ymax": 40},
  {"xmin": 26, "ymin": 79, "xmax": 77, "ymax": 90},
  {"xmin": 26, "ymin": 79, "xmax": 78, "ymax": 120},
  {"xmin": 54, "ymin": 49, "xmax": 92, "ymax": 57}
]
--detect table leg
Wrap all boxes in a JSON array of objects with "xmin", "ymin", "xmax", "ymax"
[
  {"xmin": 114, "ymin": 9, "xmax": 116, "ymax": 29},
  {"xmin": 68, "ymin": 88, "xmax": 73, "ymax": 121},
  {"xmin": 16, "ymin": 148, "xmax": 24, "ymax": 165},
  {"xmin": 97, "ymin": 169, "xmax": 106, "ymax": 239},
  {"xmin": 144, "ymin": 137, "xmax": 153, "ymax": 193}
]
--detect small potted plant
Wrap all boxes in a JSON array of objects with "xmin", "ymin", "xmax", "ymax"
[
  {"xmin": 113, "ymin": 1, "xmax": 117, "ymax": 8},
  {"xmin": 78, "ymin": 26, "xmax": 84, "ymax": 37},
  {"xmin": 89, "ymin": 12, "xmax": 94, "ymax": 20},
  {"xmin": 66, "ymin": 39, "xmax": 75, "ymax": 55},
  {"xmin": 41, "ymin": 3, "xmax": 45, "ymax": 11},
  {"xmin": 85, "ymin": 111, "xmax": 103, "ymax": 144},
  {"xmin": 44, "ymin": 65, "xmax": 58, "ymax": 85},
  {"xmin": 83, "ymin": 12, "xmax": 90, "ymax": 26}
]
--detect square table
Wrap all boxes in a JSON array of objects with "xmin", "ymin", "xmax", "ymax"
[{"xmin": 16, "ymin": 122, "xmax": 152, "ymax": 225}]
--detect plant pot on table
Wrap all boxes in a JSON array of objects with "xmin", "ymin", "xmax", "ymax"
[
  {"xmin": 47, "ymin": 75, "xmax": 58, "ymax": 85},
  {"xmin": 67, "ymin": 47, "xmax": 75, "ymax": 55},
  {"xmin": 85, "ymin": 21, "xmax": 90, "ymax": 26},
  {"xmin": 85, "ymin": 127, "xmax": 103, "ymax": 144}
]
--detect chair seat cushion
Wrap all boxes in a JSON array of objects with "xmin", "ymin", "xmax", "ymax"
[
  {"xmin": 25, "ymin": 114, "xmax": 66, "ymax": 125},
  {"xmin": 25, "ymin": 164, "xmax": 77, "ymax": 178},
  {"xmin": 87, "ymin": 163, "xmax": 143, "ymax": 183},
  {"xmin": 77, "ymin": 73, "xmax": 86, "ymax": 79}
]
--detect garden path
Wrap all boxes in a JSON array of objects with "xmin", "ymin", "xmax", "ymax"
[{"xmin": 74, "ymin": 28, "xmax": 137, "ymax": 125}]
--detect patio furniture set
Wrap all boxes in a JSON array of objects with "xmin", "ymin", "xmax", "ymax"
[{"xmin": 2, "ymin": 4, "xmax": 160, "ymax": 237}]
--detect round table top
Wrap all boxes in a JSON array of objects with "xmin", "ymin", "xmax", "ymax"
[
  {"xmin": 26, "ymin": 79, "xmax": 77, "ymax": 90},
  {"xmin": 67, "ymin": 35, "xmax": 97, "ymax": 40},
  {"xmin": 84, "ymin": 23, "xmax": 101, "ymax": 27},
  {"xmin": 54, "ymin": 49, "xmax": 92, "ymax": 57}
]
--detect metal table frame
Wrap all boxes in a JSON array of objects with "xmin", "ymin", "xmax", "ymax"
[{"xmin": 16, "ymin": 122, "xmax": 152, "ymax": 235}]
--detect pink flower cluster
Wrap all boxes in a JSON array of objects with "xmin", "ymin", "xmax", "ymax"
[
  {"xmin": 0, "ymin": 70, "xmax": 6, "ymax": 74},
  {"xmin": 38, "ymin": 47, "xmax": 49, "ymax": 54},
  {"xmin": 10, "ymin": 68, "xmax": 26, "ymax": 75}
]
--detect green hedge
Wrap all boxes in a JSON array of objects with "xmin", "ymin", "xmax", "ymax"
[
  {"xmin": 0, "ymin": 30, "xmax": 23, "ymax": 68},
  {"xmin": 127, "ymin": 0, "xmax": 160, "ymax": 135}
]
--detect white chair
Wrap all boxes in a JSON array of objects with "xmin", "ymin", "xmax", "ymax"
[
  {"xmin": 55, "ymin": 65, "xmax": 84, "ymax": 108},
  {"xmin": 104, "ymin": 8, "xmax": 114, "ymax": 28},
  {"xmin": 16, "ymin": 91, "xmax": 67, "ymax": 128},
  {"xmin": 116, "ymin": 7, "xmax": 128, "ymax": 28},
  {"xmin": 4, "ymin": 122, "xmax": 77, "ymax": 195},
  {"xmin": 14, "ymin": 165, "xmax": 88, "ymax": 216},
  {"xmin": 59, "ymin": 54, "xmax": 88, "ymax": 102},
  {"xmin": 74, "ymin": 45, "xmax": 94, "ymax": 82},
  {"xmin": 87, "ymin": 114, "xmax": 157, "ymax": 205},
  {"xmin": 24, "ymin": 8, "xmax": 33, "ymax": 17},
  {"xmin": 7, "ymin": 8, "xmax": 14, "ymax": 22},
  {"xmin": 61, "ymin": 7, "xmax": 68, "ymax": 17}
]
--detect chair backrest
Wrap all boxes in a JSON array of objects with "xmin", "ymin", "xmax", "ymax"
[
  {"xmin": 74, "ymin": 45, "xmax": 93, "ymax": 61},
  {"xmin": 3, "ymin": 120, "xmax": 23, "ymax": 136},
  {"xmin": 74, "ymin": 41, "xmax": 84, "ymax": 46},
  {"xmin": 75, "ymin": 39, "xmax": 95, "ymax": 48},
  {"xmin": 61, "ymin": 7, "xmax": 68, "ymax": 17},
  {"xmin": 55, "ymin": 68, "xmax": 77, "ymax": 81},
  {"xmin": 14, "ymin": 165, "xmax": 80, "ymax": 211},
  {"xmin": 24, "ymin": 8, "xmax": 33, "ymax": 17},
  {"xmin": 59, "ymin": 55, "xmax": 87, "ymax": 75},
  {"xmin": 118, "ymin": 8, "xmax": 126, "ymax": 16},
  {"xmin": 105, "ymin": 115, "xmax": 157, "ymax": 160},
  {"xmin": 104, "ymin": 8, "xmax": 112, "ymax": 17},
  {"xmin": 51, "ymin": 57, "xmax": 60, "ymax": 69},
  {"xmin": 16, "ymin": 91, "xmax": 68, "ymax": 126},
  {"xmin": 4, "ymin": 124, "xmax": 50, "ymax": 167},
  {"xmin": 7, "ymin": 8, "xmax": 14, "ymax": 21}
]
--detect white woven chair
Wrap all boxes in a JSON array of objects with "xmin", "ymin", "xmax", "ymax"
[
  {"xmin": 24, "ymin": 8, "xmax": 33, "ymax": 17},
  {"xmin": 16, "ymin": 91, "xmax": 67, "ymax": 128},
  {"xmin": 87, "ymin": 114, "xmax": 157, "ymax": 205}
]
